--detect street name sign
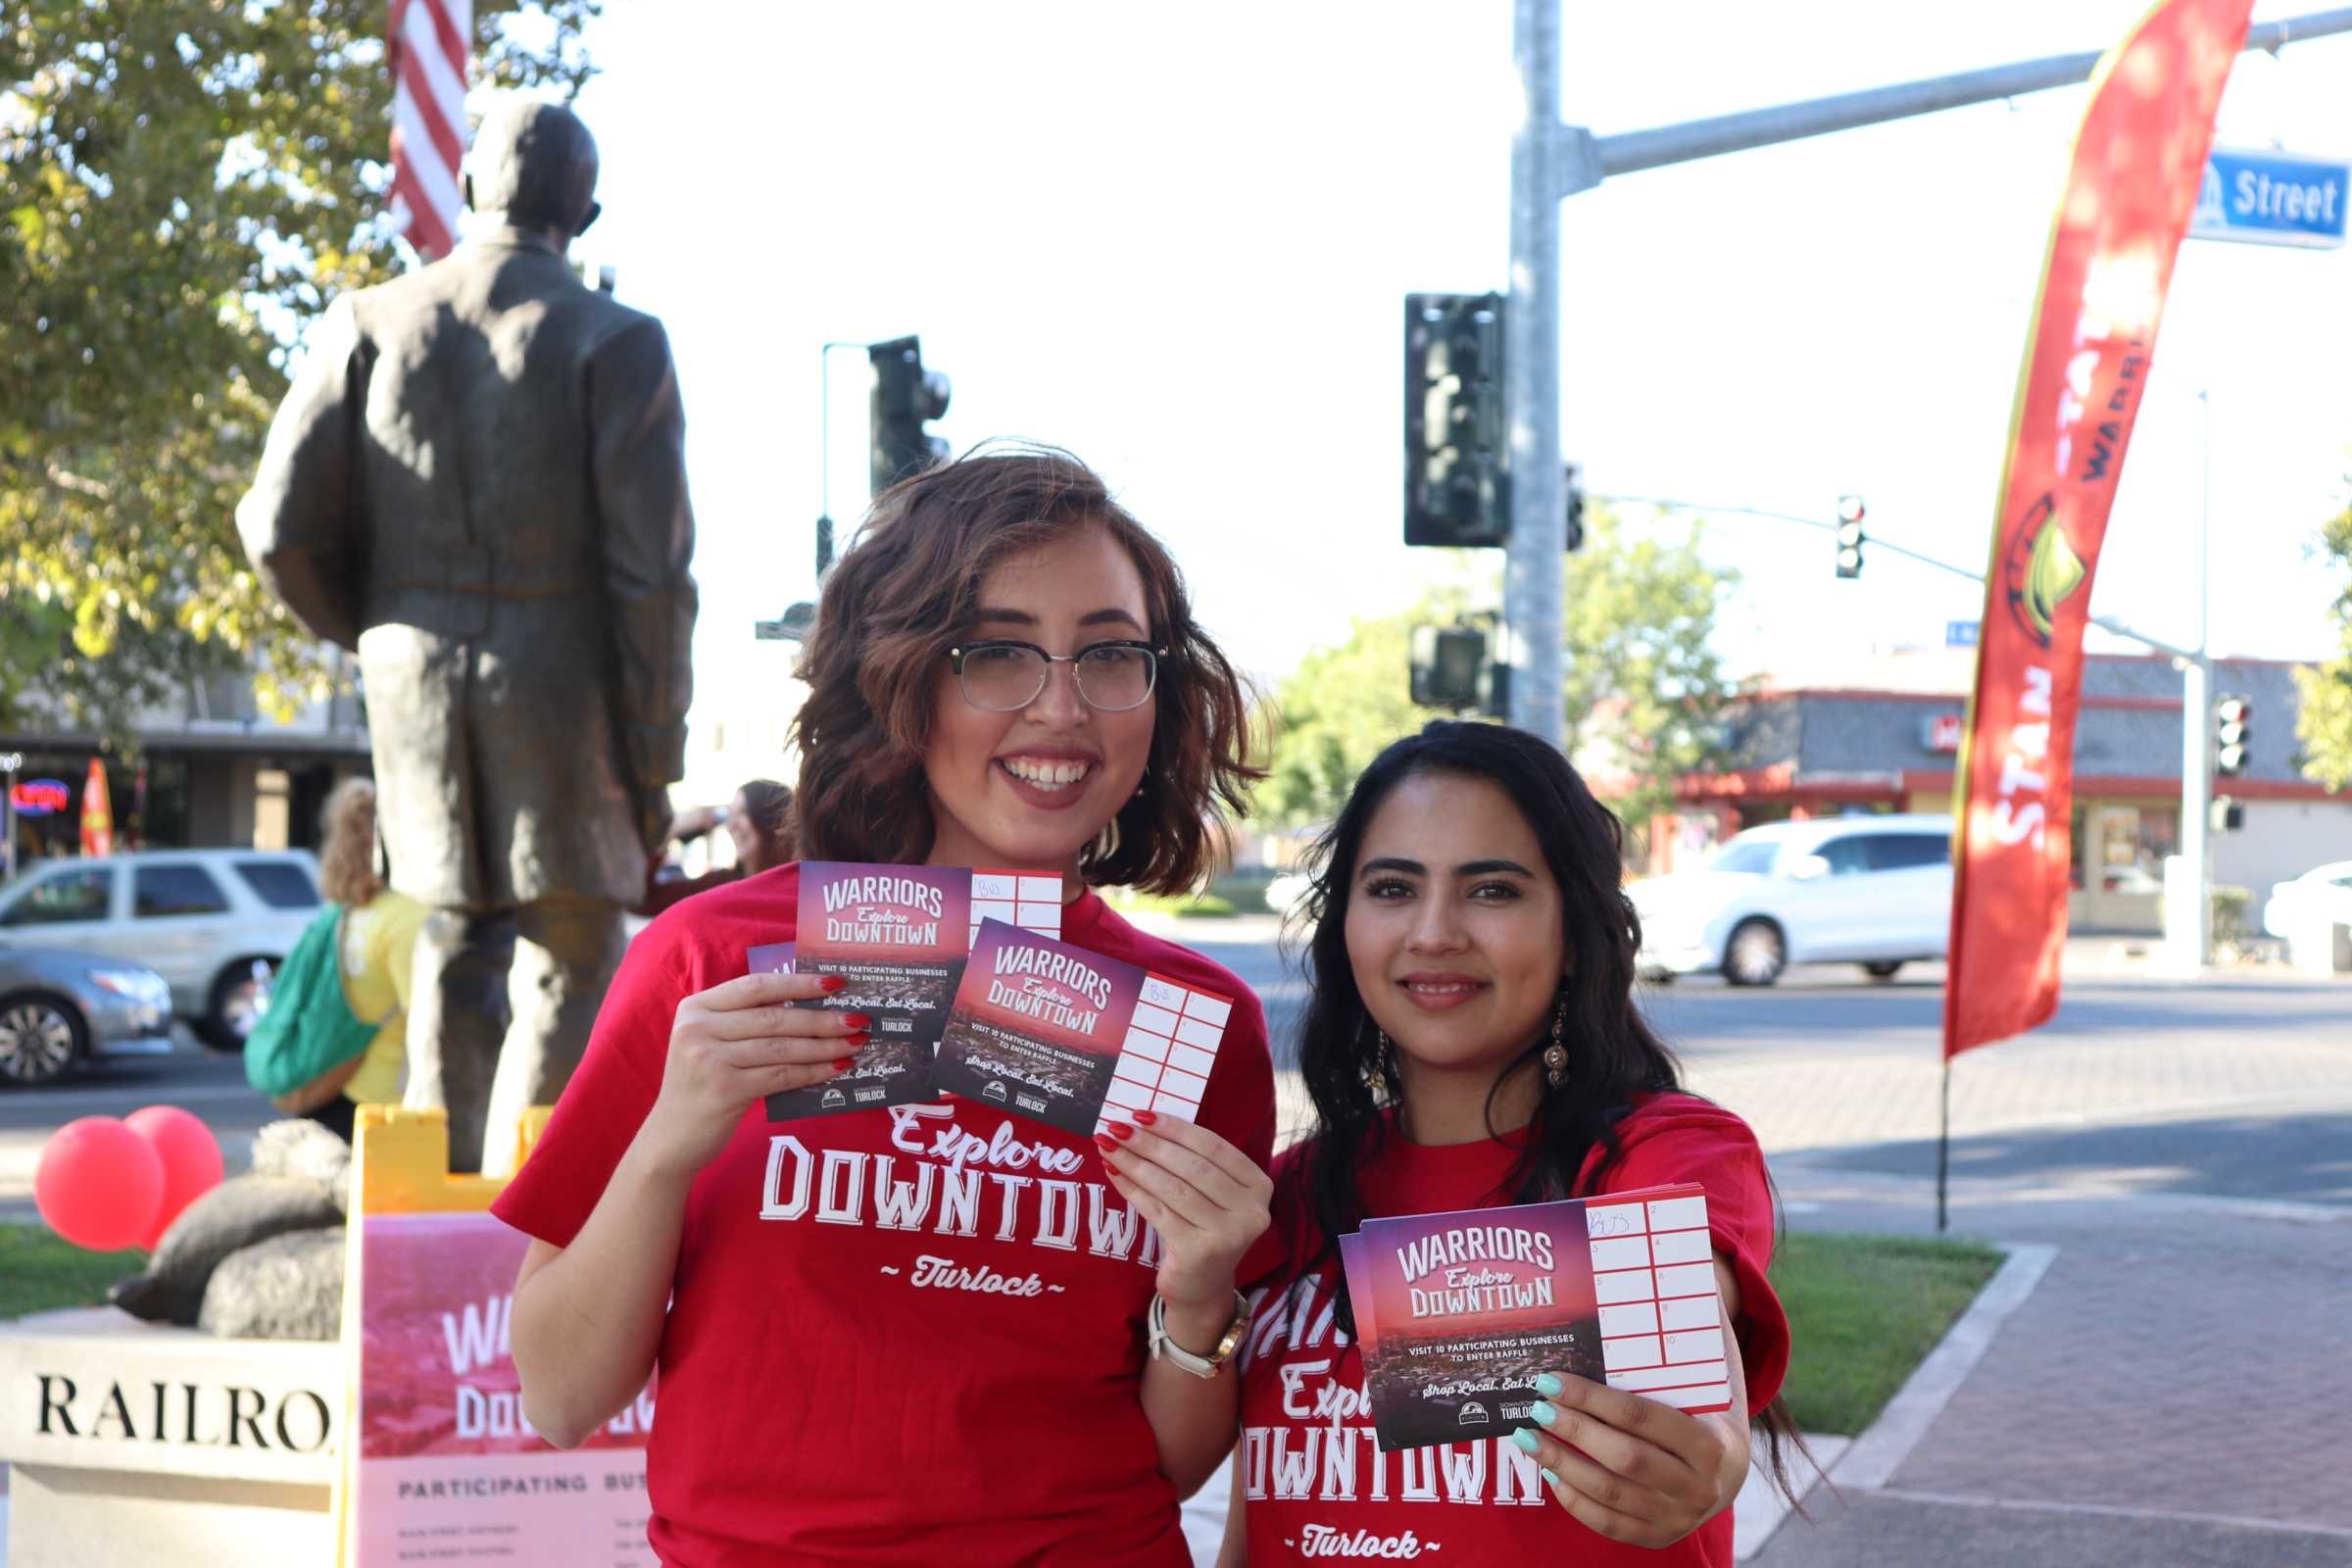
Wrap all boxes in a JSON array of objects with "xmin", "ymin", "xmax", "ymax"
[{"xmin": 2189, "ymin": 147, "xmax": 2347, "ymax": 249}]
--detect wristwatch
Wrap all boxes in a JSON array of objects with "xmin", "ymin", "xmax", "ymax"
[{"xmin": 1149, "ymin": 1290, "xmax": 1252, "ymax": 1378}]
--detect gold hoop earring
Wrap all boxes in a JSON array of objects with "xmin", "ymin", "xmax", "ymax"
[{"xmin": 1543, "ymin": 993, "xmax": 1569, "ymax": 1090}]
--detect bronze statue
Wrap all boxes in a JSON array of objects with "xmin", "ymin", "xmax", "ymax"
[{"xmin": 237, "ymin": 100, "xmax": 698, "ymax": 1174}]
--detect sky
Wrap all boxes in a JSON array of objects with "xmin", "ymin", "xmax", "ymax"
[{"xmin": 532, "ymin": 1, "xmax": 2352, "ymax": 736}]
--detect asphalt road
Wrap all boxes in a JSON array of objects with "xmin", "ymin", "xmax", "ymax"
[{"xmin": 5, "ymin": 933, "xmax": 2346, "ymax": 1213}]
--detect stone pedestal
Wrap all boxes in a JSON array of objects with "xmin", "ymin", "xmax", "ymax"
[{"xmin": 0, "ymin": 1308, "xmax": 341, "ymax": 1567}]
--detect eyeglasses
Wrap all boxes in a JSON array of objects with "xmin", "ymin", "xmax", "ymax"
[{"xmin": 946, "ymin": 639, "xmax": 1166, "ymax": 712}]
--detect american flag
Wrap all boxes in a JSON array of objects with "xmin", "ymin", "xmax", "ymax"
[{"xmin": 386, "ymin": 0, "xmax": 472, "ymax": 260}]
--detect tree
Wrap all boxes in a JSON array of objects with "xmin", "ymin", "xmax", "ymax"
[
  {"xmin": 2293, "ymin": 500, "xmax": 2352, "ymax": 791},
  {"xmin": 1255, "ymin": 508, "xmax": 1744, "ymax": 848},
  {"xmin": 1, "ymin": 0, "xmax": 598, "ymax": 739}
]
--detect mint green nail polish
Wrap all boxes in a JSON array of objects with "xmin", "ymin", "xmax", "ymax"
[
  {"xmin": 1534, "ymin": 1372, "xmax": 1564, "ymax": 1397},
  {"xmin": 1542, "ymin": 1468, "xmax": 1561, "ymax": 1487},
  {"xmin": 1510, "ymin": 1428, "xmax": 1541, "ymax": 1455},
  {"xmin": 1531, "ymin": 1399, "xmax": 1558, "ymax": 1426}
]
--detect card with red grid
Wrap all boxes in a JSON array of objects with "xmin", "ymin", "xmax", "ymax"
[
  {"xmin": 1340, "ymin": 1183, "xmax": 1726, "ymax": 1452},
  {"xmin": 934, "ymin": 918, "xmax": 1231, "ymax": 1138}
]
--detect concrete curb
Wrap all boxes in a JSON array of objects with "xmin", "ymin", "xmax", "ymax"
[{"xmin": 1734, "ymin": 1240, "xmax": 2056, "ymax": 1561}]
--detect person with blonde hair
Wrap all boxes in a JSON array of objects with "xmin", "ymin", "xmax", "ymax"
[{"xmin": 280, "ymin": 777, "xmax": 428, "ymax": 1139}]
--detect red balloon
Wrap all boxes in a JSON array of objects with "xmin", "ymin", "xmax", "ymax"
[
  {"xmin": 124, "ymin": 1104, "xmax": 225, "ymax": 1250},
  {"xmin": 34, "ymin": 1117, "xmax": 164, "ymax": 1253}
]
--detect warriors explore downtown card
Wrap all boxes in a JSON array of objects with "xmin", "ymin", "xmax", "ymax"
[
  {"xmin": 934, "ymin": 919, "xmax": 1233, "ymax": 1138},
  {"xmin": 763, "ymin": 863, "xmax": 1061, "ymax": 1120},
  {"xmin": 1339, "ymin": 1184, "xmax": 1730, "ymax": 1452}
]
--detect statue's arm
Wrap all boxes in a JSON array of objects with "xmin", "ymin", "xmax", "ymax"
[
  {"xmin": 588, "ymin": 315, "xmax": 699, "ymax": 810},
  {"xmin": 235, "ymin": 296, "xmax": 369, "ymax": 651}
]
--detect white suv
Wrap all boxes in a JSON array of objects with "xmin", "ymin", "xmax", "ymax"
[
  {"xmin": 1630, "ymin": 814, "xmax": 1953, "ymax": 986},
  {"xmin": 0, "ymin": 849, "xmax": 322, "ymax": 1047}
]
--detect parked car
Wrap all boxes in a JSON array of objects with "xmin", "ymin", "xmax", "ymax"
[
  {"xmin": 1263, "ymin": 870, "xmax": 1314, "ymax": 918},
  {"xmin": 0, "ymin": 849, "xmax": 322, "ymax": 1049},
  {"xmin": 2262, "ymin": 859, "xmax": 2352, "ymax": 952},
  {"xmin": 0, "ymin": 943, "xmax": 174, "ymax": 1086},
  {"xmin": 1629, "ymin": 814, "xmax": 1954, "ymax": 986}
]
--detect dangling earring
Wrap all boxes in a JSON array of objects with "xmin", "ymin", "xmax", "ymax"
[{"xmin": 1542, "ymin": 992, "xmax": 1569, "ymax": 1090}]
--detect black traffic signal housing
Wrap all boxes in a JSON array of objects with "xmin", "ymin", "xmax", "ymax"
[
  {"xmin": 1564, "ymin": 463, "xmax": 1586, "ymax": 553},
  {"xmin": 1410, "ymin": 623, "xmax": 1490, "ymax": 712},
  {"xmin": 2214, "ymin": 695, "xmax": 2252, "ymax": 778},
  {"xmin": 869, "ymin": 335, "xmax": 952, "ymax": 497},
  {"xmin": 1404, "ymin": 293, "xmax": 1509, "ymax": 547},
  {"xmin": 2210, "ymin": 796, "xmax": 2244, "ymax": 834},
  {"xmin": 1835, "ymin": 495, "xmax": 1866, "ymax": 578}
]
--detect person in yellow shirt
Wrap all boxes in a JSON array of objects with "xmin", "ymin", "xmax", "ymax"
[{"xmin": 291, "ymin": 778, "xmax": 426, "ymax": 1140}]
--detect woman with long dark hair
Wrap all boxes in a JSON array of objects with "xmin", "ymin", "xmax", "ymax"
[
  {"xmin": 496, "ymin": 446, "xmax": 1277, "ymax": 1565},
  {"xmin": 1220, "ymin": 720, "xmax": 1796, "ymax": 1566}
]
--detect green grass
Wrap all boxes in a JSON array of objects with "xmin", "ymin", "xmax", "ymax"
[
  {"xmin": 1771, "ymin": 1231, "xmax": 2005, "ymax": 1435},
  {"xmin": 0, "ymin": 1223, "xmax": 145, "ymax": 1320}
]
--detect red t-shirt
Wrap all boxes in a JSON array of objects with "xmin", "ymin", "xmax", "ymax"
[
  {"xmin": 491, "ymin": 864, "xmax": 1276, "ymax": 1566},
  {"xmin": 1234, "ymin": 1093, "xmax": 1788, "ymax": 1567}
]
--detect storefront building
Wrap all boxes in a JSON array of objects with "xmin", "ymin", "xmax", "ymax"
[
  {"xmin": 1660, "ymin": 650, "xmax": 2351, "ymax": 934},
  {"xmin": 3, "ymin": 667, "xmax": 369, "ymax": 876}
]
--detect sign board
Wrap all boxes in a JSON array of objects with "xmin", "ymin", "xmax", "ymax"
[
  {"xmin": 1945, "ymin": 620, "xmax": 1980, "ymax": 649},
  {"xmin": 2189, "ymin": 147, "xmax": 2348, "ymax": 249},
  {"xmin": 1923, "ymin": 713, "xmax": 1964, "ymax": 755}
]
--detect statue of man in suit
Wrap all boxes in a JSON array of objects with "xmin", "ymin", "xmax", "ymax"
[{"xmin": 238, "ymin": 100, "xmax": 698, "ymax": 1174}]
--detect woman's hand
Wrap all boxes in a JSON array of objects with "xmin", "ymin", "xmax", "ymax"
[
  {"xmin": 1095, "ymin": 1111, "xmax": 1272, "ymax": 1321},
  {"xmin": 1511, "ymin": 1369, "xmax": 1750, "ymax": 1546},
  {"xmin": 638, "ymin": 970, "xmax": 866, "ymax": 1177}
]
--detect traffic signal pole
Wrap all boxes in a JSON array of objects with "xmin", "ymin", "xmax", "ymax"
[
  {"xmin": 1501, "ymin": 4, "xmax": 2352, "ymax": 746},
  {"xmin": 1504, "ymin": 0, "xmax": 1566, "ymax": 744}
]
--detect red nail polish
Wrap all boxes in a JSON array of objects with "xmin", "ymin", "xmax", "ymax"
[
  {"xmin": 843, "ymin": 1032, "xmax": 870, "ymax": 1050},
  {"xmin": 1132, "ymin": 1109, "xmax": 1158, "ymax": 1126},
  {"xmin": 818, "ymin": 975, "xmax": 849, "ymax": 994},
  {"xmin": 1108, "ymin": 1121, "xmax": 1136, "ymax": 1141},
  {"xmin": 1093, "ymin": 1133, "xmax": 1119, "ymax": 1152},
  {"xmin": 833, "ymin": 1056, "xmax": 856, "ymax": 1072},
  {"xmin": 842, "ymin": 1013, "xmax": 873, "ymax": 1031}
]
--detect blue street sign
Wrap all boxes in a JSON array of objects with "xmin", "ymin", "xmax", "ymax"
[
  {"xmin": 2190, "ymin": 147, "xmax": 2347, "ymax": 250},
  {"xmin": 1946, "ymin": 619, "xmax": 1980, "ymax": 649}
]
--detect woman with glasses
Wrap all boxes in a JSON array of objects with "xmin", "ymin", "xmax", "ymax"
[{"xmin": 495, "ymin": 445, "xmax": 1278, "ymax": 1565}]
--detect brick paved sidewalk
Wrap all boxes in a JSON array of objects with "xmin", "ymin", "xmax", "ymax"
[{"xmin": 1748, "ymin": 1164, "xmax": 2352, "ymax": 1566}]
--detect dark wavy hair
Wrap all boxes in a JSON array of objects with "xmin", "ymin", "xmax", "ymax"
[
  {"xmin": 789, "ymin": 442, "xmax": 1261, "ymax": 894},
  {"xmin": 1287, "ymin": 720, "xmax": 1808, "ymax": 1498}
]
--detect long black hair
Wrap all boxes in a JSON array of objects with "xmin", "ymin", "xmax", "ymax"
[{"xmin": 1287, "ymin": 720, "xmax": 1809, "ymax": 1498}]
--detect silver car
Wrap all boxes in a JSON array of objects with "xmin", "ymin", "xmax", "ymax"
[{"xmin": 0, "ymin": 944, "xmax": 175, "ymax": 1087}]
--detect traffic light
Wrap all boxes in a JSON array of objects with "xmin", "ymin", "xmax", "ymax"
[
  {"xmin": 1404, "ymin": 292, "xmax": 1509, "ymax": 547},
  {"xmin": 1834, "ymin": 494, "xmax": 1866, "ymax": 578},
  {"xmin": 1409, "ymin": 624, "xmax": 1488, "ymax": 711},
  {"xmin": 1564, "ymin": 463, "xmax": 1586, "ymax": 553},
  {"xmin": 869, "ymin": 335, "xmax": 952, "ymax": 496},
  {"xmin": 2214, "ymin": 695, "xmax": 2252, "ymax": 777},
  {"xmin": 2210, "ymin": 797, "xmax": 2244, "ymax": 834}
]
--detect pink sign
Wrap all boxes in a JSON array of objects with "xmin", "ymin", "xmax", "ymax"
[{"xmin": 352, "ymin": 1211, "xmax": 656, "ymax": 1564}]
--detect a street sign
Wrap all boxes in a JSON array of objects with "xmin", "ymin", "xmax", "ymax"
[
  {"xmin": 2189, "ymin": 147, "xmax": 2347, "ymax": 249},
  {"xmin": 1946, "ymin": 619, "xmax": 1980, "ymax": 648}
]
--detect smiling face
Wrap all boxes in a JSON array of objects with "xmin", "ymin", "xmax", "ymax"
[
  {"xmin": 724, "ymin": 791, "xmax": 765, "ymax": 872},
  {"xmin": 921, "ymin": 522, "xmax": 1157, "ymax": 880},
  {"xmin": 1345, "ymin": 769, "xmax": 1567, "ymax": 1087}
]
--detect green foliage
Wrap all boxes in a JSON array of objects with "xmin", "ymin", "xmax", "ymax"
[
  {"xmin": 0, "ymin": 0, "xmax": 598, "ymax": 740},
  {"xmin": 2293, "ymin": 503, "xmax": 2352, "ymax": 792},
  {"xmin": 1254, "ymin": 511, "xmax": 1744, "ymax": 846},
  {"xmin": 1771, "ymin": 1231, "xmax": 2004, "ymax": 1436}
]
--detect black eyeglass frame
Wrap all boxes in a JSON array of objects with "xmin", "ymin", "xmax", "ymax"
[{"xmin": 944, "ymin": 638, "xmax": 1170, "ymax": 712}]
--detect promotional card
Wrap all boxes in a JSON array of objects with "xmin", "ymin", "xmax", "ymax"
[
  {"xmin": 763, "ymin": 866, "xmax": 1061, "ymax": 1120},
  {"xmin": 934, "ymin": 918, "xmax": 1232, "ymax": 1137},
  {"xmin": 1339, "ymin": 1183, "xmax": 1726, "ymax": 1452}
]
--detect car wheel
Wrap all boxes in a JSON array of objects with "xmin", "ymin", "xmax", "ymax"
[
  {"xmin": 1862, "ymin": 960, "xmax": 1904, "ymax": 981},
  {"xmin": 1724, "ymin": 920, "xmax": 1786, "ymax": 987},
  {"xmin": 200, "ymin": 956, "xmax": 278, "ymax": 1052},
  {"xmin": 0, "ymin": 992, "xmax": 87, "ymax": 1087}
]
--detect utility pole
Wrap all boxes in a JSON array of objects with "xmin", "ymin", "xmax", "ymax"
[
  {"xmin": 2170, "ymin": 389, "xmax": 2217, "ymax": 972},
  {"xmin": 1504, "ymin": 0, "xmax": 1565, "ymax": 744}
]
